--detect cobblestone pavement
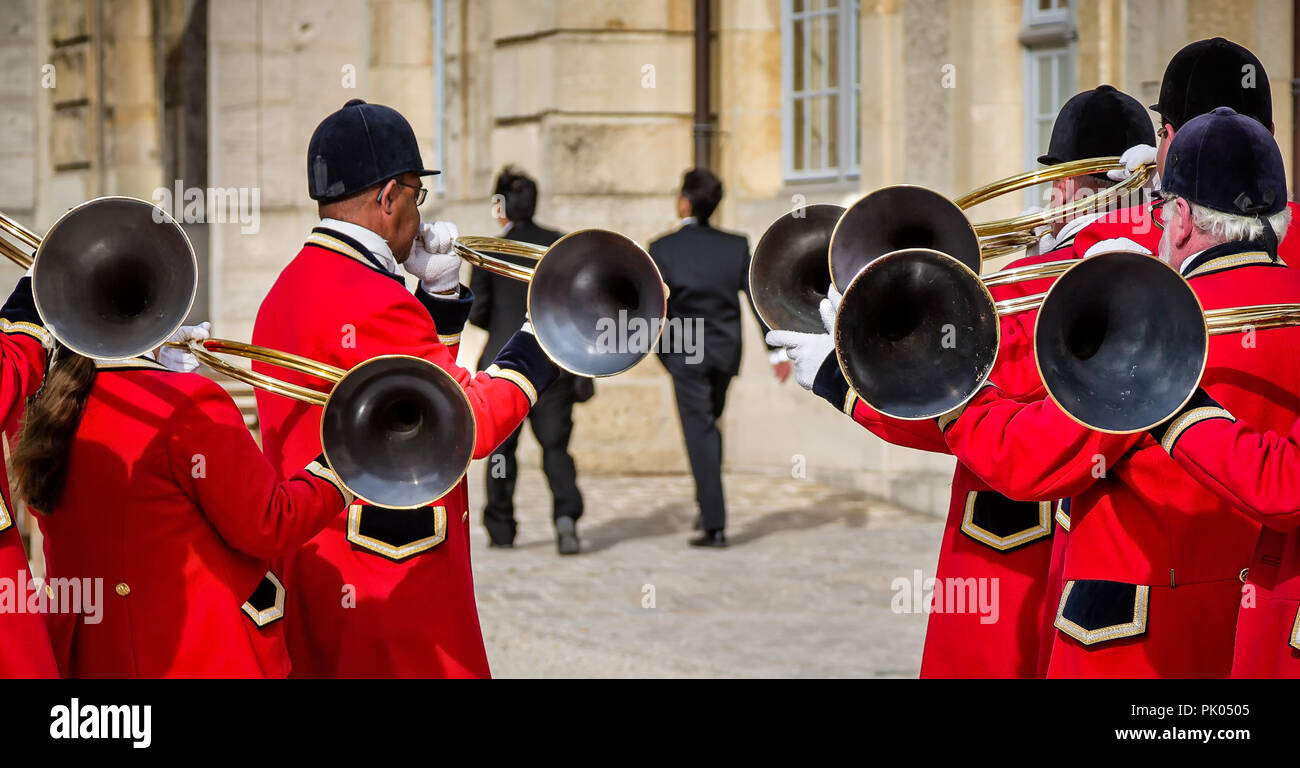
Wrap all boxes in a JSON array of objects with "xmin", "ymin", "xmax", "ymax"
[{"xmin": 468, "ymin": 464, "xmax": 944, "ymax": 678}]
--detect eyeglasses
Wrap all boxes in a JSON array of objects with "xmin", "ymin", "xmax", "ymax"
[
  {"xmin": 381, "ymin": 179, "xmax": 427, "ymax": 207},
  {"xmin": 1154, "ymin": 194, "xmax": 1179, "ymax": 224}
]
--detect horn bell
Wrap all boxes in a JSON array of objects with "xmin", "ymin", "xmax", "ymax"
[
  {"xmin": 829, "ymin": 185, "xmax": 981, "ymax": 291},
  {"xmin": 836, "ymin": 247, "xmax": 999, "ymax": 420},
  {"xmin": 527, "ymin": 229, "xmax": 667, "ymax": 377},
  {"xmin": 750, "ymin": 204, "xmax": 843, "ymax": 333},
  {"xmin": 320, "ymin": 355, "xmax": 476, "ymax": 509},
  {"xmin": 1035, "ymin": 251, "xmax": 1207, "ymax": 434},
  {"xmin": 32, "ymin": 197, "xmax": 197, "ymax": 360}
]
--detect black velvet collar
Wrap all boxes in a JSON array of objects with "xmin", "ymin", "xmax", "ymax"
[{"xmin": 1181, "ymin": 238, "xmax": 1280, "ymax": 279}]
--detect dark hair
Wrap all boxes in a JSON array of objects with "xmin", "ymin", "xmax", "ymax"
[
  {"xmin": 316, "ymin": 181, "xmax": 381, "ymax": 219},
  {"xmin": 681, "ymin": 168, "xmax": 723, "ymax": 224},
  {"xmin": 493, "ymin": 166, "xmax": 538, "ymax": 222},
  {"xmin": 12, "ymin": 348, "xmax": 97, "ymax": 513}
]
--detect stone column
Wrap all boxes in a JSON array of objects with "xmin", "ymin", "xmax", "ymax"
[
  {"xmin": 445, "ymin": 0, "xmax": 696, "ymax": 473},
  {"xmin": 100, "ymin": 0, "xmax": 163, "ymax": 196},
  {"xmin": 208, "ymin": 0, "xmax": 370, "ymax": 344},
  {"xmin": 859, "ymin": 0, "xmax": 906, "ymax": 189},
  {"xmin": 0, "ymin": 0, "xmax": 39, "ymax": 287}
]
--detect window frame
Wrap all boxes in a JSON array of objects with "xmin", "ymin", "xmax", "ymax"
[
  {"xmin": 1024, "ymin": 0, "xmax": 1071, "ymax": 26},
  {"xmin": 432, "ymin": 0, "xmax": 447, "ymax": 197},
  {"xmin": 781, "ymin": 0, "xmax": 860, "ymax": 184},
  {"xmin": 1020, "ymin": 0, "xmax": 1077, "ymax": 207},
  {"xmin": 1023, "ymin": 47, "xmax": 1075, "ymax": 169}
]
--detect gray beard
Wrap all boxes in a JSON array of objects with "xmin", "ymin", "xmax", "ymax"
[{"xmin": 1157, "ymin": 226, "xmax": 1174, "ymax": 268}]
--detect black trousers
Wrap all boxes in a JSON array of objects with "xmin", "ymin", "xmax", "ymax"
[
  {"xmin": 666, "ymin": 364, "xmax": 733, "ymax": 532},
  {"xmin": 483, "ymin": 373, "xmax": 583, "ymax": 543}
]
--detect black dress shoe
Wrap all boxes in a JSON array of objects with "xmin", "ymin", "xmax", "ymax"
[
  {"xmin": 689, "ymin": 530, "xmax": 727, "ymax": 548},
  {"xmin": 556, "ymin": 516, "xmax": 580, "ymax": 556},
  {"xmin": 488, "ymin": 538, "xmax": 514, "ymax": 549}
]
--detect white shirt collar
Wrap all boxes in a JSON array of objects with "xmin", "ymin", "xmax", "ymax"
[
  {"xmin": 319, "ymin": 218, "xmax": 399, "ymax": 274},
  {"xmin": 679, "ymin": 216, "xmax": 697, "ymax": 228},
  {"xmin": 502, "ymin": 221, "xmax": 514, "ymax": 236},
  {"xmin": 1178, "ymin": 248, "xmax": 1207, "ymax": 276},
  {"xmin": 1054, "ymin": 211, "xmax": 1101, "ymax": 247}
]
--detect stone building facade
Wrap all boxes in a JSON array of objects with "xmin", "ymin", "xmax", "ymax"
[{"xmin": 0, "ymin": 0, "xmax": 1293, "ymax": 518}]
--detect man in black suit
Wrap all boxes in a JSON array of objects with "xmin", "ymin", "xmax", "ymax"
[
  {"xmin": 469, "ymin": 167, "xmax": 588, "ymax": 555},
  {"xmin": 649, "ymin": 169, "xmax": 791, "ymax": 548}
]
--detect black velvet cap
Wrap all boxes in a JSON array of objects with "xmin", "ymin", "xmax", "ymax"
[
  {"xmin": 1152, "ymin": 38, "xmax": 1272, "ymax": 130},
  {"xmin": 307, "ymin": 99, "xmax": 439, "ymax": 202},
  {"xmin": 1162, "ymin": 107, "xmax": 1286, "ymax": 216},
  {"xmin": 1038, "ymin": 85, "xmax": 1155, "ymax": 165}
]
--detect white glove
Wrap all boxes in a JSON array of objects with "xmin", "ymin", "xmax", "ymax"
[
  {"xmin": 1082, "ymin": 237, "xmax": 1152, "ymax": 259},
  {"xmin": 154, "ymin": 321, "xmax": 210, "ymax": 373},
  {"xmin": 1106, "ymin": 144, "xmax": 1157, "ymax": 182},
  {"xmin": 766, "ymin": 329, "xmax": 835, "ymax": 391},
  {"xmin": 819, "ymin": 285, "xmax": 842, "ymax": 335},
  {"xmin": 405, "ymin": 220, "xmax": 462, "ymax": 294}
]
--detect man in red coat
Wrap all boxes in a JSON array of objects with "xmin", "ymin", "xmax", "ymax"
[
  {"xmin": 1151, "ymin": 389, "xmax": 1300, "ymax": 678},
  {"xmin": 768, "ymin": 86, "xmax": 1156, "ymax": 677},
  {"xmin": 253, "ymin": 99, "xmax": 559, "ymax": 678},
  {"xmin": 942, "ymin": 108, "xmax": 1300, "ymax": 677},
  {"xmin": 0, "ymin": 271, "xmax": 58, "ymax": 678},
  {"xmin": 1090, "ymin": 38, "xmax": 1300, "ymax": 268},
  {"xmin": 1014, "ymin": 41, "xmax": 1296, "ymax": 676}
]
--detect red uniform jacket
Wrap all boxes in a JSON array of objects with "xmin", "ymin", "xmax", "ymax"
[
  {"xmin": 943, "ymin": 240, "xmax": 1300, "ymax": 678},
  {"xmin": 1152, "ymin": 390, "xmax": 1300, "ymax": 677},
  {"xmin": 252, "ymin": 226, "xmax": 557, "ymax": 678},
  {"xmin": 1070, "ymin": 198, "xmax": 1164, "ymax": 261},
  {"xmin": 1285, "ymin": 201, "xmax": 1300, "ymax": 268},
  {"xmin": 979, "ymin": 209, "xmax": 1169, "ymax": 677},
  {"xmin": 37, "ymin": 358, "xmax": 351, "ymax": 678},
  {"xmin": 0, "ymin": 277, "xmax": 58, "ymax": 679},
  {"xmin": 809, "ymin": 221, "xmax": 1102, "ymax": 678}
]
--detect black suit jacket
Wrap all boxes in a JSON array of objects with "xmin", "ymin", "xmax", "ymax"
[
  {"xmin": 648, "ymin": 221, "xmax": 772, "ymax": 377},
  {"xmin": 468, "ymin": 220, "xmax": 563, "ymax": 368}
]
